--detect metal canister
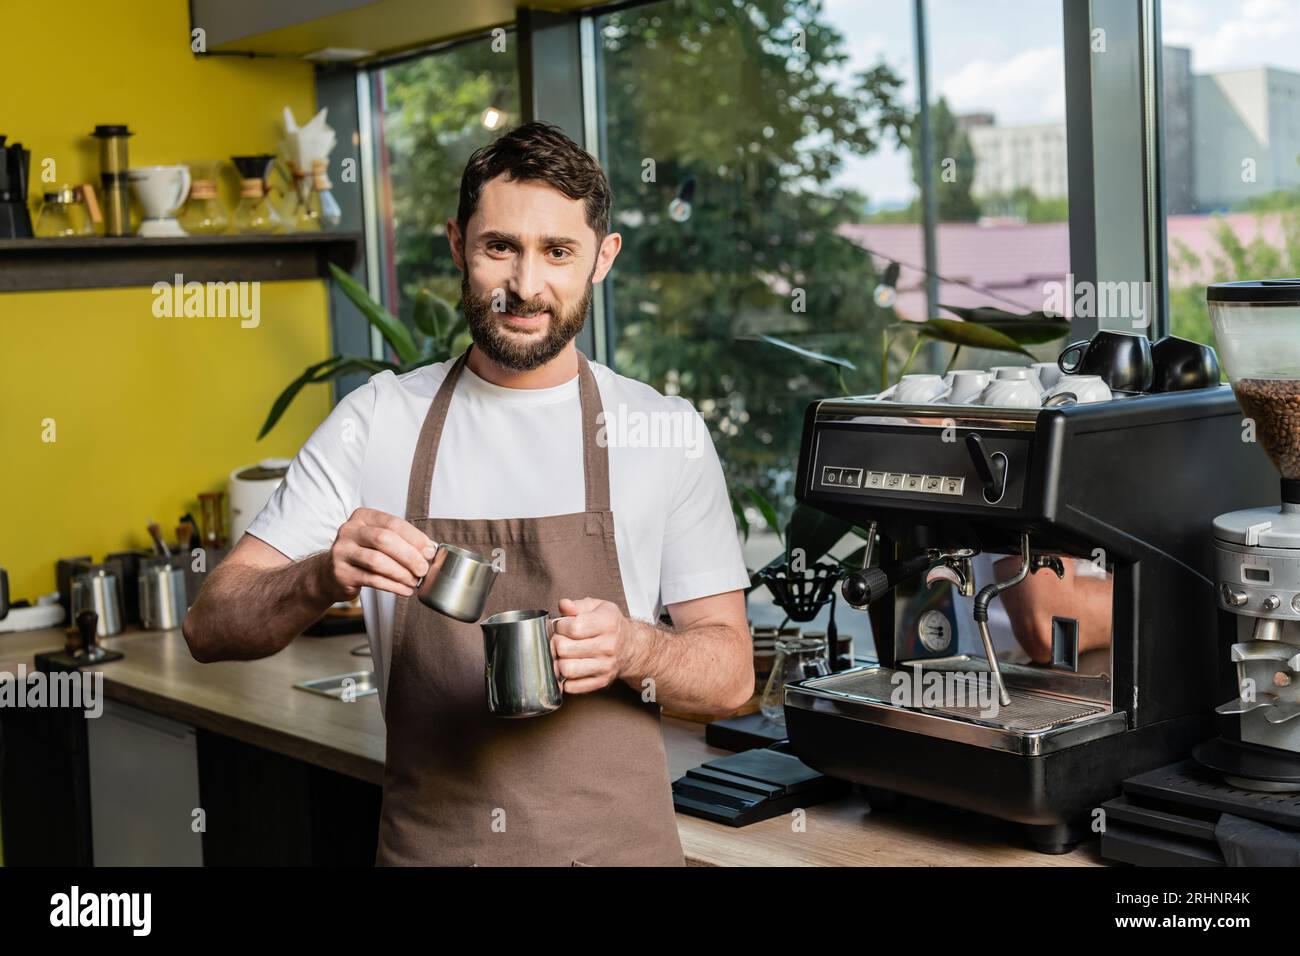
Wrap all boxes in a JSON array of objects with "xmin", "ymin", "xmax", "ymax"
[
  {"xmin": 91, "ymin": 124, "xmax": 133, "ymax": 236},
  {"xmin": 138, "ymin": 560, "xmax": 189, "ymax": 630},
  {"xmin": 71, "ymin": 570, "xmax": 123, "ymax": 637}
]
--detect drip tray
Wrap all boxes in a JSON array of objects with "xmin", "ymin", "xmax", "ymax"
[{"xmin": 793, "ymin": 666, "xmax": 1106, "ymax": 733}]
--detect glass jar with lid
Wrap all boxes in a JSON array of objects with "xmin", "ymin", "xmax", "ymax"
[{"xmin": 34, "ymin": 186, "xmax": 84, "ymax": 237}]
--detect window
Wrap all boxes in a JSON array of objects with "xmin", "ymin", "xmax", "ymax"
[
  {"xmin": 594, "ymin": 0, "xmax": 1071, "ymax": 512},
  {"xmin": 866, "ymin": 0, "xmax": 1070, "ymax": 374},
  {"xmin": 1162, "ymin": 1, "xmax": 1300, "ymax": 343},
  {"xmin": 592, "ymin": 0, "xmax": 1075, "ymax": 640},
  {"xmin": 372, "ymin": 36, "xmax": 520, "ymax": 330}
]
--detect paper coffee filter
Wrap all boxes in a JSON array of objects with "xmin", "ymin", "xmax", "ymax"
[{"xmin": 282, "ymin": 107, "xmax": 337, "ymax": 171}]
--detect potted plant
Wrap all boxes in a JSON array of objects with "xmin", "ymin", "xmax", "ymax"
[{"xmin": 258, "ymin": 264, "xmax": 469, "ymax": 439}]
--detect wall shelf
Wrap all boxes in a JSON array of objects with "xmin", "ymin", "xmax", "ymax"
[{"xmin": 0, "ymin": 232, "xmax": 360, "ymax": 293}]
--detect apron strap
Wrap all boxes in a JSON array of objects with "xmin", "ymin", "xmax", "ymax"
[
  {"xmin": 575, "ymin": 351, "xmax": 609, "ymax": 513},
  {"xmin": 403, "ymin": 346, "xmax": 610, "ymax": 521}
]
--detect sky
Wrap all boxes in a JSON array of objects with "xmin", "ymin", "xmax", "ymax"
[{"xmin": 822, "ymin": 0, "xmax": 1300, "ymax": 207}]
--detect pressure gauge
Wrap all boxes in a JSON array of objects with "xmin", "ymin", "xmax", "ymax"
[{"xmin": 918, "ymin": 610, "xmax": 954, "ymax": 654}]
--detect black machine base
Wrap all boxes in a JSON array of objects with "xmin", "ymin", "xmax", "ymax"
[
  {"xmin": 1100, "ymin": 758, "xmax": 1300, "ymax": 866},
  {"xmin": 784, "ymin": 703, "xmax": 1213, "ymax": 853},
  {"xmin": 703, "ymin": 711, "xmax": 788, "ymax": 752},
  {"xmin": 1192, "ymin": 736, "xmax": 1300, "ymax": 791},
  {"xmin": 672, "ymin": 747, "xmax": 848, "ymax": 826}
]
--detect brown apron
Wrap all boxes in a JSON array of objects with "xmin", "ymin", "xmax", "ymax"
[{"xmin": 375, "ymin": 348, "xmax": 685, "ymax": 866}]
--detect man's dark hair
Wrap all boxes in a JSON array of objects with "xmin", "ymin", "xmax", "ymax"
[{"xmin": 457, "ymin": 121, "xmax": 611, "ymax": 242}]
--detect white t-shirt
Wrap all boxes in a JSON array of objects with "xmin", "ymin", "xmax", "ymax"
[{"xmin": 246, "ymin": 357, "xmax": 751, "ymax": 714}]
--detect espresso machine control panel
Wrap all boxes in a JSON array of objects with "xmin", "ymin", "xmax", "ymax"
[{"xmin": 810, "ymin": 417, "xmax": 1033, "ymax": 511}]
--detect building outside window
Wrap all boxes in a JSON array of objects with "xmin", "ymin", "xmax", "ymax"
[{"xmin": 1162, "ymin": 0, "xmax": 1300, "ymax": 343}]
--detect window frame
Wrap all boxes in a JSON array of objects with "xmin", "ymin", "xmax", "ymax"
[{"xmin": 341, "ymin": 0, "xmax": 1172, "ymax": 370}]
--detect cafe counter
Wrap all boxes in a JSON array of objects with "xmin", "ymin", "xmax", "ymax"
[{"xmin": 0, "ymin": 626, "xmax": 1100, "ymax": 866}]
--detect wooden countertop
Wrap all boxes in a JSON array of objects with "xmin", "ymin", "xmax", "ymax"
[{"xmin": 0, "ymin": 625, "xmax": 1101, "ymax": 867}]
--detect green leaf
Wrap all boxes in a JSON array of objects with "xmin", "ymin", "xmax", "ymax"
[
  {"xmin": 897, "ymin": 318, "xmax": 1037, "ymax": 358},
  {"xmin": 258, "ymin": 355, "xmax": 400, "ymax": 440},
  {"xmin": 411, "ymin": 289, "xmax": 458, "ymax": 341},
  {"xmin": 935, "ymin": 305, "xmax": 1069, "ymax": 345},
  {"xmin": 442, "ymin": 314, "xmax": 468, "ymax": 351},
  {"xmin": 738, "ymin": 334, "xmax": 857, "ymax": 370},
  {"xmin": 314, "ymin": 357, "xmax": 401, "ymax": 380},
  {"xmin": 329, "ymin": 263, "xmax": 420, "ymax": 365},
  {"xmin": 973, "ymin": 319, "xmax": 1070, "ymax": 345},
  {"xmin": 938, "ymin": 304, "xmax": 1057, "ymax": 323},
  {"xmin": 410, "ymin": 292, "xmax": 438, "ymax": 338},
  {"xmin": 744, "ymin": 487, "xmax": 783, "ymax": 541},
  {"xmin": 257, "ymin": 356, "xmax": 344, "ymax": 440},
  {"xmin": 729, "ymin": 490, "xmax": 751, "ymax": 542}
]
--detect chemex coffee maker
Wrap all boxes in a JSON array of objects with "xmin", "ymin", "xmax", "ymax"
[
  {"xmin": 782, "ymin": 333, "xmax": 1276, "ymax": 852},
  {"xmin": 0, "ymin": 134, "xmax": 34, "ymax": 238}
]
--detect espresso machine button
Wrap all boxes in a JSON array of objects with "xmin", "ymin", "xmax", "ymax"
[
  {"xmin": 1262, "ymin": 594, "xmax": 1282, "ymax": 611},
  {"xmin": 1221, "ymin": 584, "xmax": 1249, "ymax": 607}
]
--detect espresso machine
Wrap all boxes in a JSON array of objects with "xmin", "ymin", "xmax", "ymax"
[{"xmin": 783, "ymin": 374, "xmax": 1275, "ymax": 852}]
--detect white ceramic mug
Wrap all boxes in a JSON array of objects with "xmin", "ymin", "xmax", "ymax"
[
  {"xmin": 891, "ymin": 374, "xmax": 951, "ymax": 404},
  {"xmin": 990, "ymin": 365, "xmax": 1044, "ymax": 394},
  {"xmin": 1044, "ymin": 374, "xmax": 1113, "ymax": 405},
  {"xmin": 1032, "ymin": 362, "xmax": 1063, "ymax": 390},
  {"xmin": 129, "ymin": 165, "xmax": 192, "ymax": 237},
  {"xmin": 977, "ymin": 377, "xmax": 1042, "ymax": 408},
  {"xmin": 944, "ymin": 369, "xmax": 991, "ymax": 404}
]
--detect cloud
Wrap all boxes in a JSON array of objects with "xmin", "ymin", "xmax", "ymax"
[
  {"xmin": 1163, "ymin": 0, "xmax": 1300, "ymax": 73},
  {"xmin": 936, "ymin": 46, "xmax": 1066, "ymax": 124}
]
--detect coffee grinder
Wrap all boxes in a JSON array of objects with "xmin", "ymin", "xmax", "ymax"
[{"xmin": 1198, "ymin": 279, "xmax": 1300, "ymax": 790}]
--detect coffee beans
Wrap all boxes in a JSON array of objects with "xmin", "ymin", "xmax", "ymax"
[{"xmin": 1234, "ymin": 377, "xmax": 1300, "ymax": 479}]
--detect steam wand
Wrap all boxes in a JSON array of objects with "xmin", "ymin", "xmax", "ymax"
[
  {"xmin": 970, "ymin": 536, "xmax": 1066, "ymax": 707},
  {"xmin": 971, "ymin": 534, "xmax": 1030, "ymax": 708}
]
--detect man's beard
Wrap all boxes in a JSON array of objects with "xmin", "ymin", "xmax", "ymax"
[{"xmin": 460, "ymin": 272, "xmax": 593, "ymax": 372}]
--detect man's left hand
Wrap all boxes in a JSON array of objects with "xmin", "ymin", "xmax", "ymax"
[{"xmin": 552, "ymin": 597, "xmax": 639, "ymax": 694}]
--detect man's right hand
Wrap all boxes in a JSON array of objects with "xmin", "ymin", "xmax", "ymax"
[{"xmin": 318, "ymin": 508, "xmax": 437, "ymax": 601}]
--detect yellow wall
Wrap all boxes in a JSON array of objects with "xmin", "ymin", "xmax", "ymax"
[{"xmin": 0, "ymin": 0, "xmax": 336, "ymax": 600}]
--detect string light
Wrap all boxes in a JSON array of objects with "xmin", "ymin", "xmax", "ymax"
[
  {"xmin": 669, "ymin": 175, "xmax": 696, "ymax": 222},
  {"xmin": 872, "ymin": 260, "xmax": 901, "ymax": 309}
]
